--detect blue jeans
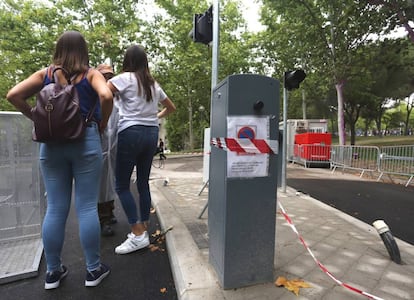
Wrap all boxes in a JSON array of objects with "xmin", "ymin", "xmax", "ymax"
[
  {"xmin": 115, "ymin": 125, "xmax": 158, "ymax": 225},
  {"xmin": 39, "ymin": 122, "xmax": 102, "ymax": 272}
]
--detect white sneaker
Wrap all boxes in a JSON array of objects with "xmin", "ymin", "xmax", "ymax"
[{"xmin": 115, "ymin": 232, "xmax": 150, "ymax": 254}]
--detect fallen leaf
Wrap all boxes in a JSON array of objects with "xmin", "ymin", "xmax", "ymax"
[
  {"xmin": 152, "ymin": 230, "xmax": 161, "ymax": 237},
  {"xmin": 160, "ymin": 287, "xmax": 167, "ymax": 293},
  {"xmin": 275, "ymin": 276, "xmax": 287, "ymax": 286},
  {"xmin": 148, "ymin": 243, "xmax": 165, "ymax": 252},
  {"xmin": 275, "ymin": 276, "xmax": 311, "ymax": 296},
  {"xmin": 150, "ymin": 245, "xmax": 159, "ymax": 252}
]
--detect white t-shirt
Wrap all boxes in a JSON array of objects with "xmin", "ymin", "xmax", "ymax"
[{"xmin": 109, "ymin": 72, "xmax": 167, "ymax": 133}]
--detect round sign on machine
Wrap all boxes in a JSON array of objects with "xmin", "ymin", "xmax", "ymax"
[{"xmin": 237, "ymin": 126, "xmax": 256, "ymax": 139}]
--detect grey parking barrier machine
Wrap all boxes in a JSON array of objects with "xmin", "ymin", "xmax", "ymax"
[{"xmin": 208, "ymin": 74, "xmax": 280, "ymax": 289}]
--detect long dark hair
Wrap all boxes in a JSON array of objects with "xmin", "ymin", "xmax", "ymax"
[
  {"xmin": 53, "ymin": 31, "xmax": 89, "ymax": 76},
  {"xmin": 122, "ymin": 45, "xmax": 155, "ymax": 102}
]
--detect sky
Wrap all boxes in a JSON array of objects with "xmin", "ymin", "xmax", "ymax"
[
  {"xmin": 142, "ymin": 0, "xmax": 410, "ymax": 37},
  {"xmin": 140, "ymin": 0, "xmax": 264, "ymax": 32},
  {"xmin": 240, "ymin": 0, "xmax": 264, "ymax": 32}
]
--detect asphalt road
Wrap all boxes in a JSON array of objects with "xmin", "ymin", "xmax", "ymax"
[
  {"xmin": 2, "ymin": 181, "xmax": 177, "ymax": 300},
  {"xmin": 287, "ymin": 173, "xmax": 414, "ymax": 245}
]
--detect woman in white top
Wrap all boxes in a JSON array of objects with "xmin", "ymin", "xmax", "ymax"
[{"xmin": 108, "ymin": 45, "xmax": 176, "ymax": 254}]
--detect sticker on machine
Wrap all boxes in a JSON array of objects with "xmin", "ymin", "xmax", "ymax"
[{"xmin": 227, "ymin": 116, "xmax": 270, "ymax": 178}]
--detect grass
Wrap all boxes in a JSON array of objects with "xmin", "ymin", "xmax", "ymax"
[{"xmin": 332, "ymin": 135, "xmax": 414, "ymax": 146}]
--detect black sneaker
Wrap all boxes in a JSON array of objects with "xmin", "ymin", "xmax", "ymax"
[
  {"xmin": 45, "ymin": 265, "xmax": 68, "ymax": 290},
  {"xmin": 85, "ymin": 263, "xmax": 110, "ymax": 287}
]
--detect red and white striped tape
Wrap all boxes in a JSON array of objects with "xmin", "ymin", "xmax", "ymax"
[
  {"xmin": 277, "ymin": 200, "xmax": 385, "ymax": 300},
  {"xmin": 211, "ymin": 137, "xmax": 278, "ymax": 154}
]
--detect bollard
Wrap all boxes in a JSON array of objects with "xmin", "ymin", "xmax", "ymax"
[{"xmin": 373, "ymin": 220, "xmax": 401, "ymax": 264}]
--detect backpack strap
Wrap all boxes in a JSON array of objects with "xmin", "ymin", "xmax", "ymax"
[
  {"xmin": 47, "ymin": 66, "xmax": 97, "ymax": 124},
  {"xmin": 83, "ymin": 67, "xmax": 98, "ymax": 124},
  {"xmin": 69, "ymin": 67, "xmax": 89, "ymax": 83},
  {"xmin": 50, "ymin": 66, "xmax": 88, "ymax": 84},
  {"xmin": 46, "ymin": 66, "xmax": 53, "ymax": 80},
  {"xmin": 85, "ymin": 98, "xmax": 98, "ymax": 124},
  {"xmin": 81, "ymin": 68, "xmax": 89, "ymax": 80}
]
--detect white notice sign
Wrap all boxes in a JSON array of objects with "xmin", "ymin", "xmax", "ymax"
[{"xmin": 227, "ymin": 116, "xmax": 270, "ymax": 178}]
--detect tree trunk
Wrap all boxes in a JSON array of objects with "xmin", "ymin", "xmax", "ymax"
[
  {"xmin": 364, "ymin": 119, "xmax": 370, "ymax": 136},
  {"xmin": 350, "ymin": 124, "xmax": 356, "ymax": 145},
  {"xmin": 375, "ymin": 117, "xmax": 382, "ymax": 136},
  {"xmin": 335, "ymin": 82, "xmax": 346, "ymax": 145},
  {"xmin": 405, "ymin": 105, "xmax": 413, "ymax": 135}
]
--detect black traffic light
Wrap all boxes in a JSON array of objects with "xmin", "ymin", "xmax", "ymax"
[
  {"xmin": 189, "ymin": 6, "xmax": 213, "ymax": 45},
  {"xmin": 284, "ymin": 70, "xmax": 306, "ymax": 91}
]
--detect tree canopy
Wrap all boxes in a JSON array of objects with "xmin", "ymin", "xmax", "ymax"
[{"xmin": 1, "ymin": 0, "xmax": 413, "ymax": 149}]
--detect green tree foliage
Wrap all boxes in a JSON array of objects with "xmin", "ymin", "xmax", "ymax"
[
  {"xmin": 1, "ymin": 0, "xmax": 256, "ymax": 151},
  {"xmin": 0, "ymin": 1, "xmax": 61, "ymax": 110},
  {"xmin": 259, "ymin": 0, "xmax": 392, "ymax": 145},
  {"xmin": 368, "ymin": 0, "xmax": 414, "ymax": 42},
  {"xmin": 359, "ymin": 38, "xmax": 414, "ymax": 136},
  {"xmin": 0, "ymin": 0, "xmax": 146, "ymax": 107},
  {"xmin": 3, "ymin": 0, "xmax": 412, "ymax": 149},
  {"xmin": 152, "ymin": 0, "xmax": 253, "ymax": 150}
]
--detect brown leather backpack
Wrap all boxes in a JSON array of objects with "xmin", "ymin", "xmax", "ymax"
[{"xmin": 31, "ymin": 67, "xmax": 96, "ymax": 143}]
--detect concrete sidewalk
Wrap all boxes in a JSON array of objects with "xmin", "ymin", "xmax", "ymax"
[{"xmin": 149, "ymin": 156, "xmax": 414, "ymax": 300}]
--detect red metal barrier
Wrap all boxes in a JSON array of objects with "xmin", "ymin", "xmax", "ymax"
[{"xmin": 294, "ymin": 133, "xmax": 331, "ymax": 162}]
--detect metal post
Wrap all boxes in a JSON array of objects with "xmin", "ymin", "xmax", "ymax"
[
  {"xmin": 198, "ymin": 0, "xmax": 219, "ymax": 218},
  {"xmin": 188, "ymin": 87, "xmax": 193, "ymax": 150},
  {"xmin": 302, "ymin": 89, "xmax": 306, "ymax": 119},
  {"xmin": 211, "ymin": 0, "xmax": 219, "ymax": 92},
  {"xmin": 281, "ymin": 87, "xmax": 288, "ymax": 193}
]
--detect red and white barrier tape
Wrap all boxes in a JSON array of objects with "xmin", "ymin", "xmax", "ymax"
[
  {"xmin": 211, "ymin": 137, "xmax": 278, "ymax": 154},
  {"xmin": 277, "ymin": 201, "xmax": 385, "ymax": 300}
]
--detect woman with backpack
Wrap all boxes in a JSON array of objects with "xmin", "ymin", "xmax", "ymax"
[
  {"xmin": 108, "ymin": 45, "xmax": 176, "ymax": 255},
  {"xmin": 6, "ymin": 31, "xmax": 113, "ymax": 289}
]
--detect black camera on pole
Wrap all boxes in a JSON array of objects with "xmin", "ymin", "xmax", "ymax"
[
  {"xmin": 189, "ymin": 6, "xmax": 213, "ymax": 45},
  {"xmin": 284, "ymin": 70, "xmax": 306, "ymax": 91}
]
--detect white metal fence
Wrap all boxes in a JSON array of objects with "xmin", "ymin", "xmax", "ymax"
[
  {"xmin": 330, "ymin": 145, "xmax": 380, "ymax": 178},
  {"xmin": 378, "ymin": 145, "xmax": 414, "ymax": 186},
  {"xmin": 0, "ymin": 112, "xmax": 44, "ymax": 283},
  {"xmin": 289, "ymin": 143, "xmax": 414, "ymax": 187}
]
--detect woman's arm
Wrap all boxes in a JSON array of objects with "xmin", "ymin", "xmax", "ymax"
[
  {"xmin": 107, "ymin": 81, "xmax": 119, "ymax": 95},
  {"xmin": 157, "ymin": 97, "xmax": 176, "ymax": 119},
  {"xmin": 89, "ymin": 69, "xmax": 113, "ymax": 132},
  {"xmin": 6, "ymin": 69, "xmax": 46, "ymax": 120}
]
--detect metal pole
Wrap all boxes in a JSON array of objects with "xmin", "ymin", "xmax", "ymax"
[
  {"xmin": 211, "ymin": 0, "xmax": 219, "ymax": 93},
  {"xmin": 302, "ymin": 89, "xmax": 306, "ymax": 119},
  {"xmin": 189, "ymin": 94, "xmax": 193, "ymax": 150},
  {"xmin": 199, "ymin": 0, "xmax": 219, "ymax": 219},
  {"xmin": 281, "ymin": 87, "xmax": 288, "ymax": 193}
]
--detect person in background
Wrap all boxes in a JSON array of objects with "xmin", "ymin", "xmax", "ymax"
[
  {"xmin": 96, "ymin": 64, "xmax": 118, "ymax": 237},
  {"xmin": 108, "ymin": 44, "xmax": 176, "ymax": 255},
  {"xmin": 157, "ymin": 138, "xmax": 167, "ymax": 160},
  {"xmin": 6, "ymin": 31, "xmax": 113, "ymax": 289}
]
